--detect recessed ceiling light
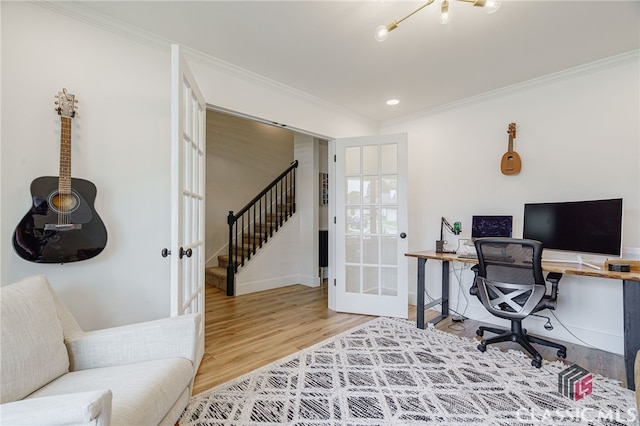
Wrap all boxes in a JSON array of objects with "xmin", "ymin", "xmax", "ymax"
[{"xmin": 386, "ymin": 99, "xmax": 400, "ymax": 106}]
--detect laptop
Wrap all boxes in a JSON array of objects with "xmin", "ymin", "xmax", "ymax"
[
  {"xmin": 459, "ymin": 215, "xmax": 513, "ymax": 257},
  {"xmin": 471, "ymin": 215, "xmax": 513, "ymax": 239}
]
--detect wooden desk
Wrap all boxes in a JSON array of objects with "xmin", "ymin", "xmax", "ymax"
[{"xmin": 405, "ymin": 250, "xmax": 640, "ymax": 390}]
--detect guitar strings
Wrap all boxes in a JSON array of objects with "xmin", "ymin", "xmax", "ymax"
[{"xmin": 58, "ymin": 115, "xmax": 73, "ymax": 227}]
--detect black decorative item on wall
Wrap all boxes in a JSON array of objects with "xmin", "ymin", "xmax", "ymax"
[{"xmin": 12, "ymin": 89, "xmax": 107, "ymax": 264}]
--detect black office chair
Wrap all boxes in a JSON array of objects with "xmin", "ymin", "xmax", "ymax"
[{"xmin": 470, "ymin": 237, "xmax": 567, "ymax": 368}]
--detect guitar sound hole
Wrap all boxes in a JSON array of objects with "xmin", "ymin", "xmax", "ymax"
[{"xmin": 48, "ymin": 191, "xmax": 80, "ymax": 214}]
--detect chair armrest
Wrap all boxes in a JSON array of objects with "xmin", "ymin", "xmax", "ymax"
[
  {"xmin": 66, "ymin": 313, "xmax": 201, "ymax": 371},
  {"xmin": 538, "ymin": 272, "xmax": 563, "ymax": 310},
  {"xmin": 0, "ymin": 390, "xmax": 112, "ymax": 426},
  {"xmin": 469, "ymin": 265, "xmax": 480, "ymax": 296},
  {"xmin": 545, "ymin": 272, "xmax": 563, "ymax": 299}
]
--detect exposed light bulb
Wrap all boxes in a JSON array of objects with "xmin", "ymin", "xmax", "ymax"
[
  {"xmin": 374, "ymin": 25, "xmax": 389, "ymax": 42},
  {"xmin": 438, "ymin": 0, "xmax": 450, "ymax": 24},
  {"xmin": 483, "ymin": 0, "xmax": 501, "ymax": 14}
]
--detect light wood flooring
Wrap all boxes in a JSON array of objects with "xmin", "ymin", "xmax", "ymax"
[{"xmin": 193, "ymin": 283, "xmax": 626, "ymax": 395}]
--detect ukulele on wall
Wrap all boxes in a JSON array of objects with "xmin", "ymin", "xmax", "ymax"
[
  {"xmin": 500, "ymin": 122, "xmax": 521, "ymax": 175},
  {"xmin": 12, "ymin": 89, "xmax": 107, "ymax": 263}
]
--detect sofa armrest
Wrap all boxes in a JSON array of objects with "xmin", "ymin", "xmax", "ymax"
[
  {"xmin": 66, "ymin": 313, "xmax": 201, "ymax": 371},
  {"xmin": 0, "ymin": 390, "xmax": 112, "ymax": 426}
]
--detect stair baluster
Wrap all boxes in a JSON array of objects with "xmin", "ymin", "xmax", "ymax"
[{"xmin": 224, "ymin": 160, "xmax": 299, "ymax": 296}]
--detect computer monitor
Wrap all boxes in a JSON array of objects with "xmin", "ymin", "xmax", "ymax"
[
  {"xmin": 523, "ymin": 198, "xmax": 623, "ymax": 257},
  {"xmin": 471, "ymin": 215, "xmax": 513, "ymax": 239}
]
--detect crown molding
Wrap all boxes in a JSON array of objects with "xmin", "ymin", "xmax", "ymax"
[
  {"xmin": 32, "ymin": 1, "xmax": 376, "ymax": 129},
  {"xmin": 382, "ymin": 49, "xmax": 640, "ymax": 128},
  {"xmin": 33, "ymin": 1, "xmax": 172, "ymax": 53},
  {"xmin": 181, "ymin": 47, "xmax": 376, "ymax": 127}
]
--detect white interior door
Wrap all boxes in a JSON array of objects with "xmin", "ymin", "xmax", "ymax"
[
  {"xmin": 170, "ymin": 45, "xmax": 206, "ymax": 363},
  {"xmin": 332, "ymin": 134, "xmax": 408, "ymax": 318}
]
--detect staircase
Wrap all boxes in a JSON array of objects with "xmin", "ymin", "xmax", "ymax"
[
  {"xmin": 205, "ymin": 199, "xmax": 294, "ymax": 292},
  {"xmin": 205, "ymin": 161, "xmax": 298, "ymax": 296}
]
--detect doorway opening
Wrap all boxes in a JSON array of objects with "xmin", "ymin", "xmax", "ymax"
[{"xmin": 204, "ymin": 107, "xmax": 329, "ymax": 296}]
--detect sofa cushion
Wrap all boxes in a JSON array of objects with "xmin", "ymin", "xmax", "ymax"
[
  {"xmin": 0, "ymin": 275, "xmax": 69, "ymax": 403},
  {"xmin": 26, "ymin": 358, "xmax": 193, "ymax": 426}
]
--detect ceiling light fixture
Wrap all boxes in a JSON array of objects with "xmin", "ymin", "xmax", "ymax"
[
  {"xmin": 374, "ymin": 0, "xmax": 501, "ymax": 41},
  {"xmin": 386, "ymin": 99, "xmax": 400, "ymax": 106}
]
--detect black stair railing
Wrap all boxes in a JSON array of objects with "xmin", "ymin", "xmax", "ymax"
[{"xmin": 226, "ymin": 160, "xmax": 298, "ymax": 296}]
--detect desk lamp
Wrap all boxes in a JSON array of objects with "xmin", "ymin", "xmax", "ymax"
[{"xmin": 436, "ymin": 216, "xmax": 461, "ymax": 253}]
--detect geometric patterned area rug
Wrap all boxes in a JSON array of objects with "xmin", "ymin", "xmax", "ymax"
[{"xmin": 180, "ymin": 317, "xmax": 638, "ymax": 425}]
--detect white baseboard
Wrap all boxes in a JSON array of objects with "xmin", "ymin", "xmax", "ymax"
[{"xmin": 236, "ymin": 274, "xmax": 320, "ymax": 295}]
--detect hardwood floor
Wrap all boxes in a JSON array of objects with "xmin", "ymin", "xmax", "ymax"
[{"xmin": 192, "ymin": 283, "xmax": 626, "ymax": 395}]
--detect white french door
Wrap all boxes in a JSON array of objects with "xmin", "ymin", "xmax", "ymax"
[
  {"xmin": 170, "ymin": 45, "xmax": 206, "ymax": 364},
  {"xmin": 332, "ymin": 134, "xmax": 408, "ymax": 318}
]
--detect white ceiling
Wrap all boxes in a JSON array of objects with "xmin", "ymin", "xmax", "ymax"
[{"xmin": 74, "ymin": 1, "xmax": 639, "ymax": 122}]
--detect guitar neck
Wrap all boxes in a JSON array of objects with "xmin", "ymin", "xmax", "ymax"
[
  {"xmin": 507, "ymin": 135, "xmax": 514, "ymax": 153},
  {"xmin": 59, "ymin": 116, "xmax": 72, "ymax": 195}
]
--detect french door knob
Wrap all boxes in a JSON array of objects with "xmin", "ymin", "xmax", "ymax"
[
  {"xmin": 179, "ymin": 247, "xmax": 193, "ymax": 259},
  {"xmin": 400, "ymin": 232, "xmax": 407, "ymax": 239},
  {"xmin": 161, "ymin": 248, "xmax": 171, "ymax": 257}
]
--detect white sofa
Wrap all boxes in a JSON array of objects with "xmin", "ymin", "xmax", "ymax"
[{"xmin": 0, "ymin": 275, "xmax": 201, "ymax": 426}]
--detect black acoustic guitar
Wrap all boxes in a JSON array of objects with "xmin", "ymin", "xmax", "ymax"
[{"xmin": 12, "ymin": 89, "xmax": 107, "ymax": 263}]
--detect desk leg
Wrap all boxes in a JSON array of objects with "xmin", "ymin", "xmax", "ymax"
[
  {"xmin": 429, "ymin": 260, "xmax": 450, "ymax": 325},
  {"xmin": 623, "ymin": 279, "xmax": 638, "ymax": 391},
  {"xmin": 417, "ymin": 258, "xmax": 426, "ymax": 329}
]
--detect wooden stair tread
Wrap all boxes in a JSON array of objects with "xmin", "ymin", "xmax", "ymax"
[{"xmin": 213, "ymin": 201, "xmax": 297, "ymax": 293}]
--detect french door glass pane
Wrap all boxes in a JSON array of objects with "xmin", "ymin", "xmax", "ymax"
[
  {"xmin": 381, "ymin": 237, "xmax": 397, "ymax": 265},
  {"xmin": 363, "ymin": 266, "xmax": 379, "ymax": 295},
  {"xmin": 363, "ymin": 236, "xmax": 379, "ymax": 264},
  {"xmin": 381, "ymin": 267, "xmax": 398, "ymax": 296},
  {"xmin": 362, "ymin": 145, "xmax": 378, "ymax": 174},
  {"xmin": 346, "ymin": 236, "xmax": 360, "ymax": 263},
  {"xmin": 345, "ymin": 146, "xmax": 360, "ymax": 175},
  {"xmin": 346, "ymin": 177, "xmax": 361, "ymax": 204},
  {"xmin": 381, "ymin": 144, "xmax": 397, "ymax": 174},
  {"xmin": 346, "ymin": 265, "xmax": 360, "ymax": 293},
  {"xmin": 362, "ymin": 176, "xmax": 378, "ymax": 204},
  {"xmin": 346, "ymin": 207, "xmax": 361, "ymax": 234},
  {"xmin": 362, "ymin": 207, "xmax": 379, "ymax": 234},
  {"xmin": 381, "ymin": 176, "xmax": 397, "ymax": 203},
  {"xmin": 381, "ymin": 207, "xmax": 397, "ymax": 235}
]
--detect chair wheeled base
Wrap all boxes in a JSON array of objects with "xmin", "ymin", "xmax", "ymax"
[{"xmin": 476, "ymin": 319, "xmax": 567, "ymax": 368}]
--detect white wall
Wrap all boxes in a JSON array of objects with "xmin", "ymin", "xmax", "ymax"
[
  {"xmin": 1, "ymin": 2, "xmax": 173, "ymax": 330},
  {"xmin": 381, "ymin": 52, "xmax": 640, "ymax": 354},
  {"xmin": 1, "ymin": 2, "xmax": 377, "ymax": 330}
]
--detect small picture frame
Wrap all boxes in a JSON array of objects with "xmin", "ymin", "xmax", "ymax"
[{"xmin": 320, "ymin": 173, "xmax": 328, "ymax": 205}]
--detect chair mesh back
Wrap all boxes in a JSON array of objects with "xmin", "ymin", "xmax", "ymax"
[
  {"xmin": 473, "ymin": 238, "xmax": 546, "ymax": 319},
  {"xmin": 475, "ymin": 238, "xmax": 544, "ymax": 285},
  {"xmin": 485, "ymin": 244, "xmax": 534, "ymax": 284}
]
